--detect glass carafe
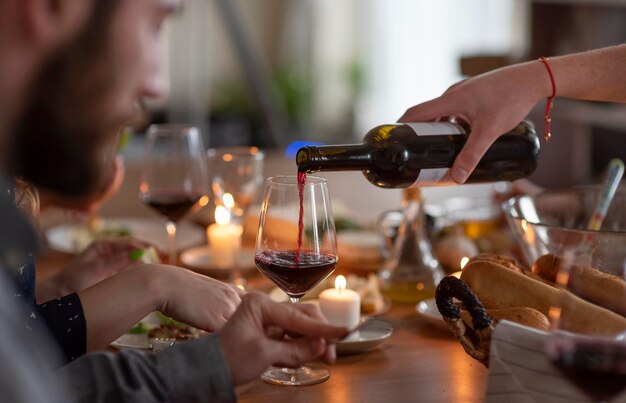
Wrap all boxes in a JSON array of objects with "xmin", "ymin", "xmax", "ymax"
[{"xmin": 378, "ymin": 187, "xmax": 444, "ymax": 303}]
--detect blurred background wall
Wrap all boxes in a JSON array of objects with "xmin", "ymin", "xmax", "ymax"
[{"xmin": 141, "ymin": 0, "xmax": 626, "ymax": 188}]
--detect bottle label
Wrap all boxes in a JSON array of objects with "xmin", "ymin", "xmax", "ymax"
[{"xmin": 405, "ymin": 122, "xmax": 464, "ymax": 186}]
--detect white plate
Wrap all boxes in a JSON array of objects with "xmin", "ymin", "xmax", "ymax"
[
  {"xmin": 111, "ymin": 333, "xmax": 151, "ymax": 350},
  {"xmin": 111, "ymin": 313, "xmax": 162, "ymax": 350},
  {"xmin": 336, "ymin": 319, "xmax": 393, "ymax": 355},
  {"xmin": 415, "ymin": 298, "xmax": 448, "ymax": 331},
  {"xmin": 180, "ymin": 246, "xmax": 256, "ymax": 276},
  {"xmin": 46, "ymin": 218, "xmax": 205, "ymax": 254}
]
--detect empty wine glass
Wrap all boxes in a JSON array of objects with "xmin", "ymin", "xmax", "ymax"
[
  {"xmin": 208, "ymin": 147, "xmax": 264, "ymax": 287},
  {"xmin": 255, "ymin": 175, "xmax": 337, "ymax": 385},
  {"xmin": 139, "ymin": 124, "xmax": 208, "ymax": 263},
  {"xmin": 207, "ymin": 146, "xmax": 264, "ymax": 222}
]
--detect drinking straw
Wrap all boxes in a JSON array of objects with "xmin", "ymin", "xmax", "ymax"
[{"xmin": 587, "ymin": 158, "xmax": 625, "ymax": 231}]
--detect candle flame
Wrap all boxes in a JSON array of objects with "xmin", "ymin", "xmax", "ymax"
[
  {"xmin": 335, "ymin": 275, "xmax": 346, "ymax": 293},
  {"xmin": 198, "ymin": 195, "xmax": 209, "ymax": 207},
  {"xmin": 166, "ymin": 222, "xmax": 176, "ymax": 236},
  {"xmin": 215, "ymin": 205, "xmax": 230, "ymax": 225},
  {"xmin": 223, "ymin": 193, "xmax": 235, "ymax": 209},
  {"xmin": 460, "ymin": 256, "xmax": 469, "ymax": 269}
]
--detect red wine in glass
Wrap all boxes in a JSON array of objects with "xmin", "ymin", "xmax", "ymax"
[
  {"xmin": 551, "ymin": 338, "xmax": 626, "ymax": 400},
  {"xmin": 141, "ymin": 190, "xmax": 202, "ymax": 222},
  {"xmin": 296, "ymin": 170, "xmax": 306, "ymax": 263},
  {"xmin": 255, "ymin": 250, "xmax": 337, "ymax": 300},
  {"xmin": 139, "ymin": 124, "xmax": 208, "ymax": 264}
]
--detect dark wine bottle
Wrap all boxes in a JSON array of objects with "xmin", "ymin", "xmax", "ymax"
[{"xmin": 296, "ymin": 121, "xmax": 539, "ymax": 188}]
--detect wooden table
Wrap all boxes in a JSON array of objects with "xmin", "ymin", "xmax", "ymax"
[
  {"xmin": 238, "ymin": 302, "xmax": 488, "ymax": 403},
  {"xmin": 38, "ymin": 248, "xmax": 488, "ymax": 403}
]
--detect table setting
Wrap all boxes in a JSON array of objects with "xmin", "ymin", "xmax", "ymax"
[{"xmin": 34, "ymin": 123, "xmax": 626, "ymax": 403}]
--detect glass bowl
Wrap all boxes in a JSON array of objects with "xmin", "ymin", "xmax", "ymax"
[{"xmin": 503, "ymin": 187, "xmax": 626, "ymax": 272}]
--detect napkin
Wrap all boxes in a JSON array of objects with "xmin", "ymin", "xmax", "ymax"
[{"xmin": 486, "ymin": 321, "xmax": 626, "ymax": 403}]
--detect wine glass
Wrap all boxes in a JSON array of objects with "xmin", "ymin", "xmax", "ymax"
[
  {"xmin": 255, "ymin": 175, "xmax": 338, "ymax": 385},
  {"xmin": 139, "ymin": 124, "xmax": 208, "ymax": 263},
  {"xmin": 544, "ymin": 249, "xmax": 626, "ymax": 402},
  {"xmin": 208, "ymin": 147, "xmax": 264, "ymax": 287},
  {"xmin": 207, "ymin": 146, "xmax": 264, "ymax": 222}
]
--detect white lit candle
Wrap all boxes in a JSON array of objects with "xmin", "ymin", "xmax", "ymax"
[
  {"xmin": 319, "ymin": 275, "xmax": 361, "ymax": 330},
  {"xmin": 207, "ymin": 205, "xmax": 243, "ymax": 269}
]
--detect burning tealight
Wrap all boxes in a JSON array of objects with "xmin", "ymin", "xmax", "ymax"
[
  {"xmin": 207, "ymin": 205, "xmax": 243, "ymax": 269},
  {"xmin": 319, "ymin": 275, "xmax": 361, "ymax": 330},
  {"xmin": 451, "ymin": 256, "xmax": 470, "ymax": 279}
]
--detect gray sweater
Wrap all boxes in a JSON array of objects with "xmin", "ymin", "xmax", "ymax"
[{"xmin": 0, "ymin": 177, "xmax": 237, "ymax": 402}]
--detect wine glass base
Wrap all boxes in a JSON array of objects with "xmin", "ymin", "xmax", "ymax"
[{"xmin": 260, "ymin": 364, "xmax": 330, "ymax": 386}]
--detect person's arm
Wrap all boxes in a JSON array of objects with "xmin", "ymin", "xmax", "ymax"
[
  {"xmin": 57, "ymin": 292, "xmax": 347, "ymax": 403},
  {"xmin": 58, "ymin": 334, "xmax": 237, "ymax": 403},
  {"xmin": 400, "ymin": 44, "xmax": 626, "ymax": 184},
  {"xmin": 36, "ymin": 238, "xmax": 155, "ymax": 302},
  {"xmin": 78, "ymin": 264, "xmax": 244, "ymax": 351}
]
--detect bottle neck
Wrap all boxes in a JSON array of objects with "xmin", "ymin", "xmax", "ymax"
[{"xmin": 296, "ymin": 144, "xmax": 372, "ymax": 173}]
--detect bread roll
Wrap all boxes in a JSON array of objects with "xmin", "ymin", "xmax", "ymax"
[
  {"xmin": 460, "ymin": 307, "xmax": 550, "ymax": 331},
  {"xmin": 460, "ymin": 257, "xmax": 626, "ymax": 335},
  {"xmin": 533, "ymin": 253, "xmax": 626, "ymax": 317}
]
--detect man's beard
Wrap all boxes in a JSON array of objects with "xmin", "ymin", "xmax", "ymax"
[{"xmin": 6, "ymin": 0, "xmax": 122, "ymax": 198}]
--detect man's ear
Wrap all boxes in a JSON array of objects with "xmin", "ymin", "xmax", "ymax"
[{"xmin": 19, "ymin": 0, "xmax": 90, "ymax": 49}]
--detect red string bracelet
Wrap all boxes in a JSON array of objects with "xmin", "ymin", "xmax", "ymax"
[{"xmin": 538, "ymin": 56, "xmax": 556, "ymax": 142}]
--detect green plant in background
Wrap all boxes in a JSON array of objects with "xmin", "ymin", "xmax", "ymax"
[
  {"xmin": 346, "ymin": 57, "xmax": 366, "ymax": 99},
  {"xmin": 209, "ymin": 57, "xmax": 364, "ymax": 144},
  {"xmin": 272, "ymin": 67, "xmax": 312, "ymax": 130}
]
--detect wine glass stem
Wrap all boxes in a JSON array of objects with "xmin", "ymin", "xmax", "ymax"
[
  {"xmin": 290, "ymin": 297, "xmax": 301, "ymax": 304},
  {"xmin": 166, "ymin": 221, "xmax": 177, "ymax": 264}
]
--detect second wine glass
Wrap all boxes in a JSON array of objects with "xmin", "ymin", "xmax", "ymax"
[{"xmin": 139, "ymin": 124, "xmax": 208, "ymax": 263}]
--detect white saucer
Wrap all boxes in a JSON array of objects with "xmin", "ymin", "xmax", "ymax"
[
  {"xmin": 415, "ymin": 298, "xmax": 448, "ymax": 331},
  {"xmin": 336, "ymin": 319, "xmax": 393, "ymax": 355},
  {"xmin": 180, "ymin": 246, "xmax": 256, "ymax": 276}
]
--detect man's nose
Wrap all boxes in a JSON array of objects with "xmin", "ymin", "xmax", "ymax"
[{"xmin": 140, "ymin": 70, "xmax": 169, "ymax": 100}]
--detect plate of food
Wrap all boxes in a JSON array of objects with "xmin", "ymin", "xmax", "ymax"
[
  {"xmin": 336, "ymin": 318, "xmax": 393, "ymax": 355},
  {"xmin": 180, "ymin": 246, "xmax": 256, "ymax": 276},
  {"xmin": 111, "ymin": 312, "xmax": 206, "ymax": 351},
  {"xmin": 336, "ymin": 231, "xmax": 385, "ymax": 272},
  {"xmin": 268, "ymin": 273, "xmax": 390, "ymax": 316},
  {"xmin": 46, "ymin": 217, "xmax": 205, "ymax": 254}
]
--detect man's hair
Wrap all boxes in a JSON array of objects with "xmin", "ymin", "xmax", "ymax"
[{"xmin": 7, "ymin": 0, "xmax": 123, "ymax": 198}]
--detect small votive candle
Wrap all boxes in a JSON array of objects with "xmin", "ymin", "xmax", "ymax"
[
  {"xmin": 319, "ymin": 275, "xmax": 361, "ymax": 330},
  {"xmin": 451, "ymin": 256, "xmax": 470, "ymax": 279},
  {"xmin": 207, "ymin": 206, "xmax": 242, "ymax": 269}
]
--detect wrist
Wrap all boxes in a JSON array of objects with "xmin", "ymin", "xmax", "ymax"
[
  {"xmin": 144, "ymin": 264, "xmax": 188, "ymax": 313},
  {"xmin": 36, "ymin": 274, "xmax": 67, "ymax": 302},
  {"xmin": 521, "ymin": 59, "xmax": 555, "ymax": 104},
  {"xmin": 137, "ymin": 263, "xmax": 173, "ymax": 312}
]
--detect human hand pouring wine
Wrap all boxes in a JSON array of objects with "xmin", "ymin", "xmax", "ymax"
[{"xmin": 254, "ymin": 175, "xmax": 339, "ymax": 385}]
